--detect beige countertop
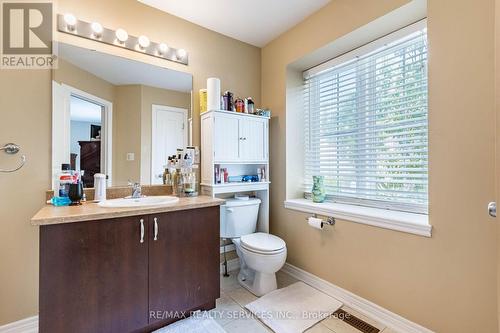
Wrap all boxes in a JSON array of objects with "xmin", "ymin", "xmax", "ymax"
[{"xmin": 31, "ymin": 196, "xmax": 225, "ymax": 226}]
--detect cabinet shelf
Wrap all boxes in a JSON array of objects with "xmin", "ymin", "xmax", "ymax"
[
  {"xmin": 202, "ymin": 109, "xmax": 270, "ymax": 120},
  {"xmin": 200, "ymin": 181, "xmax": 269, "ymax": 196},
  {"xmin": 201, "ymin": 181, "xmax": 270, "ymax": 188},
  {"xmin": 215, "ymin": 161, "xmax": 268, "ymax": 165}
]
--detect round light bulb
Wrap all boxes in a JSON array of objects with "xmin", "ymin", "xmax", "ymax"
[
  {"xmin": 63, "ymin": 13, "xmax": 77, "ymax": 30},
  {"xmin": 115, "ymin": 28, "xmax": 128, "ymax": 43},
  {"xmin": 138, "ymin": 35, "xmax": 150, "ymax": 49},
  {"xmin": 158, "ymin": 43, "xmax": 168, "ymax": 55},
  {"xmin": 90, "ymin": 22, "xmax": 103, "ymax": 37},
  {"xmin": 176, "ymin": 48, "xmax": 187, "ymax": 59}
]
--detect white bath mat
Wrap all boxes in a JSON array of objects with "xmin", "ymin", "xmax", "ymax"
[
  {"xmin": 153, "ymin": 312, "xmax": 226, "ymax": 333},
  {"xmin": 245, "ymin": 281, "xmax": 342, "ymax": 333}
]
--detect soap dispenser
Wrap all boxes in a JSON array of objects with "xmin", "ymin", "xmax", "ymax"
[{"xmin": 94, "ymin": 173, "xmax": 107, "ymax": 202}]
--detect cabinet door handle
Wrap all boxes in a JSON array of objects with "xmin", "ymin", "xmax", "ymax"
[
  {"xmin": 154, "ymin": 217, "xmax": 159, "ymax": 241},
  {"xmin": 140, "ymin": 219, "xmax": 145, "ymax": 243}
]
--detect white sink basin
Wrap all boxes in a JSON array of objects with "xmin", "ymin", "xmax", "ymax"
[{"xmin": 97, "ymin": 196, "xmax": 179, "ymax": 208}]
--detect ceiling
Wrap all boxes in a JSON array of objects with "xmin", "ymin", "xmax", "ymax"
[
  {"xmin": 58, "ymin": 43, "xmax": 193, "ymax": 93},
  {"xmin": 70, "ymin": 96, "xmax": 102, "ymax": 123},
  {"xmin": 138, "ymin": 0, "xmax": 331, "ymax": 47}
]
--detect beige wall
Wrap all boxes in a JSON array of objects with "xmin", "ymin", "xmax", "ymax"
[
  {"xmin": 262, "ymin": 0, "xmax": 498, "ymax": 332},
  {"xmin": 113, "ymin": 85, "xmax": 142, "ymax": 185},
  {"xmin": 53, "ymin": 59, "xmax": 115, "ymax": 102},
  {"xmin": 494, "ymin": 2, "xmax": 500, "ymax": 332},
  {"xmin": 140, "ymin": 86, "xmax": 191, "ymax": 184},
  {"xmin": 0, "ymin": 0, "xmax": 260, "ymax": 325}
]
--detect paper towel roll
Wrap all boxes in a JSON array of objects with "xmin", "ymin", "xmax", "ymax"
[
  {"xmin": 308, "ymin": 217, "xmax": 323, "ymax": 230},
  {"xmin": 207, "ymin": 78, "xmax": 221, "ymax": 111}
]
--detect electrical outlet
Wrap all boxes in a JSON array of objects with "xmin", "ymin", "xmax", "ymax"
[{"xmin": 126, "ymin": 153, "xmax": 135, "ymax": 161}]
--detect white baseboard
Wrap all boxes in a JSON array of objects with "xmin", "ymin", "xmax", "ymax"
[
  {"xmin": 281, "ymin": 263, "xmax": 434, "ymax": 333},
  {"xmin": 0, "ymin": 316, "xmax": 38, "ymax": 333},
  {"xmin": 220, "ymin": 243, "xmax": 236, "ymax": 254},
  {"xmin": 220, "ymin": 257, "xmax": 240, "ymax": 274}
]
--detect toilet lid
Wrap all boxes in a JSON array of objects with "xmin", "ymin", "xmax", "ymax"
[{"xmin": 240, "ymin": 232, "xmax": 286, "ymax": 253}]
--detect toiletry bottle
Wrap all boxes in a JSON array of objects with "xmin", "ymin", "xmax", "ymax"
[
  {"xmin": 94, "ymin": 173, "xmax": 107, "ymax": 202},
  {"xmin": 224, "ymin": 169, "xmax": 229, "ymax": 183},
  {"xmin": 247, "ymin": 97, "xmax": 255, "ymax": 114},
  {"xmin": 52, "ymin": 164, "xmax": 74, "ymax": 206},
  {"xmin": 56, "ymin": 164, "xmax": 74, "ymax": 198}
]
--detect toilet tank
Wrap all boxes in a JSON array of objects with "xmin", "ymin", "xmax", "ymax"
[{"xmin": 221, "ymin": 198, "xmax": 261, "ymax": 238}]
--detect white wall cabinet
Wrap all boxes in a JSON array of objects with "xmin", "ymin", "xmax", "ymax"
[
  {"xmin": 201, "ymin": 111, "xmax": 269, "ymax": 170},
  {"xmin": 210, "ymin": 112, "xmax": 268, "ymax": 163},
  {"xmin": 213, "ymin": 114, "xmax": 240, "ymax": 162},
  {"xmin": 201, "ymin": 110, "xmax": 270, "ymax": 233},
  {"xmin": 239, "ymin": 118, "xmax": 267, "ymax": 161}
]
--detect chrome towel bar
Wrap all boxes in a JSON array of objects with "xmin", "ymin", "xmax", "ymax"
[{"xmin": 0, "ymin": 143, "xmax": 26, "ymax": 173}]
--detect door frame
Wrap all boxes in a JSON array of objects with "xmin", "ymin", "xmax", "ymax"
[
  {"xmin": 151, "ymin": 104, "xmax": 188, "ymax": 184},
  {"xmin": 52, "ymin": 81, "xmax": 113, "ymax": 188}
]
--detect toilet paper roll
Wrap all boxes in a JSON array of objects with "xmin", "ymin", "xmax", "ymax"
[
  {"xmin": 207, "ymin": 78, "xmax": 221, "ymax": 111},
  {"xmin": 308, "ymin": 217, "xmax": 323, "ymax": 230}
]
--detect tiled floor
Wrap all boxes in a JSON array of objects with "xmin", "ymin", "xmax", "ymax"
[{"xmin": 216, "ymin": 270, "xmax": 396, "ymax": 333}]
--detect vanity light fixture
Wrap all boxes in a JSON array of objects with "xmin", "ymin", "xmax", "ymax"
[
  {"xmin": 138, "ymin": 35, "xmax": 150, "ymax": 50},
  {"xmin": 56, "ymin": 14, "xmax": 188, "ymax": 65},
  {"xmin": 176, "ymin": 48, "xmax": 187, "ymax": 60},
  {"xmin": 63, "ymin": 13, "xmax": 77, "ymax": 31},
  {"xmin": 158, "ymin": 43, "xmax": 169, "ymax": 56},
  {"xmin": 115, "ymin": 28, "xmax": 129, "ymax": 44},
  {"xmin": 90, "ymin": 22, "xmax": 103, "ymax": 38}
]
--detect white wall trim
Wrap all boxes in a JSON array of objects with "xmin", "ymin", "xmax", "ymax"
[
  {"xmin": 220, "ymin": 243, "xmax": 236, "ymax": 254},
  {"xmin": 52, "ymin": 82, "xmax": 114, "ymax": 187},
  {"xmin": 220, "ymin": 257, "xmax": 240, "ymax": 274},
  {"xmin": 0, "ymin": 316, "xmax": 38, "ymax": 333},
  {"xmin": 284, "ymin": 199, "xmax": 432, "ymax": 237},
  {"xmin": 150, "ymin": 104, "xmax": 188, "ymax": 185},
  {"xmin": 281, "ymin": 263, "xmax": 434, "ymax": 333}
]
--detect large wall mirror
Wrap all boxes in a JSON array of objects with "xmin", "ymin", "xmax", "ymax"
[{"xmin": 52, "ymin": 42, "xmax": 193, "ymax": 189}]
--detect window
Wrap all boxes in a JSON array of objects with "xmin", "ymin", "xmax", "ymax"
[{"xmin": 303, "ymin": 21, "xmax": 428, "ymax": 214}]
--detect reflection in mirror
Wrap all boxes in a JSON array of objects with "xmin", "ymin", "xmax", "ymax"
[{"xmin": 52, "ymin": 42, "xmax": 193, "ymax": 189}]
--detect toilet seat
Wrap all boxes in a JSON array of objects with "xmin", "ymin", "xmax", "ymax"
[{"xmin": 240, "ymin": 232, "xmax": 286, "ymax": 255}]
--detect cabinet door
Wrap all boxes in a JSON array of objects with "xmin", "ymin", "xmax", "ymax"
[
  {"xmin": 214, "ymin": 114, "xmax": 240, "ymax": 161},
  {"xmin": 39, "ymin": 216, "xmax": 149, "ymax": 333},
  {"xmin": 149, "ymin": 207, "xmax": 220, "ymax": 325},
  {"xmin": 240, "ymin": 118, "xmax": 267, "ymax": 161}
]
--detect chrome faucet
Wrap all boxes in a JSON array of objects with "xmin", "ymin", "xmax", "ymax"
[{"xmin": 130, "ymin": 182, "xmax": 142, "ymax": 199}]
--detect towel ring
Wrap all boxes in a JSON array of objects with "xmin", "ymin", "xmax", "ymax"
[{"xmin": 0, "ymin": 143, "xmax": 26, "ymax": 173}]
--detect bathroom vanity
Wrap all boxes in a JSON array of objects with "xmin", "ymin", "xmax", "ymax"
[{"xmin": 31, "ymin": 196, "xmax": 224, "ymax": 333}]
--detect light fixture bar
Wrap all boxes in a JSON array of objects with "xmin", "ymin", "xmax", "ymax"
[{"xmin": 57, "ymin": 14, "xmax": 188, "ymax": 65}]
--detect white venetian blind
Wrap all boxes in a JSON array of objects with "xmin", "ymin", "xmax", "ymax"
[{"xmin": 304, "ymin": 22, "xmax": 428, "ymax": 214}]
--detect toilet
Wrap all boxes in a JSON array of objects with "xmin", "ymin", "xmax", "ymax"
[{"xmin": 221, "ymin": 197, "xmax": 287, "ymax": 296}]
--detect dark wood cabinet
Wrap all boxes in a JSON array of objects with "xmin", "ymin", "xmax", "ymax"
[
  {"xmin": 148, "ymin": 207, "xmax": 220, "ymax": 325},
  {"xmin": 40, "ymin": 215, "xmax": 149, "ymax": 333},
  {"xmin": 39, "ymin": 207, "xmax": 220, "ymax": 333}
]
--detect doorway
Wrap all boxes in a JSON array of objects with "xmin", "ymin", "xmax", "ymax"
[
  {"xmin": 151, "ymin": 105, "xmax": 188, "ymax": 185},
  {"xmin": 52, "ymin": 82, "xmax": 113, "ymax": 188}
]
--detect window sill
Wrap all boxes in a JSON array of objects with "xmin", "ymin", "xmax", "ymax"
[{"xmin": 284, "ymin": 198, "xmax": 431, "ymax": 237}]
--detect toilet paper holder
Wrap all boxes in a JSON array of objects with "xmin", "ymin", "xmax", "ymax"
[{"xmin": 306, "ymin": 214, "xmax": 336, "ymax": 226}]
